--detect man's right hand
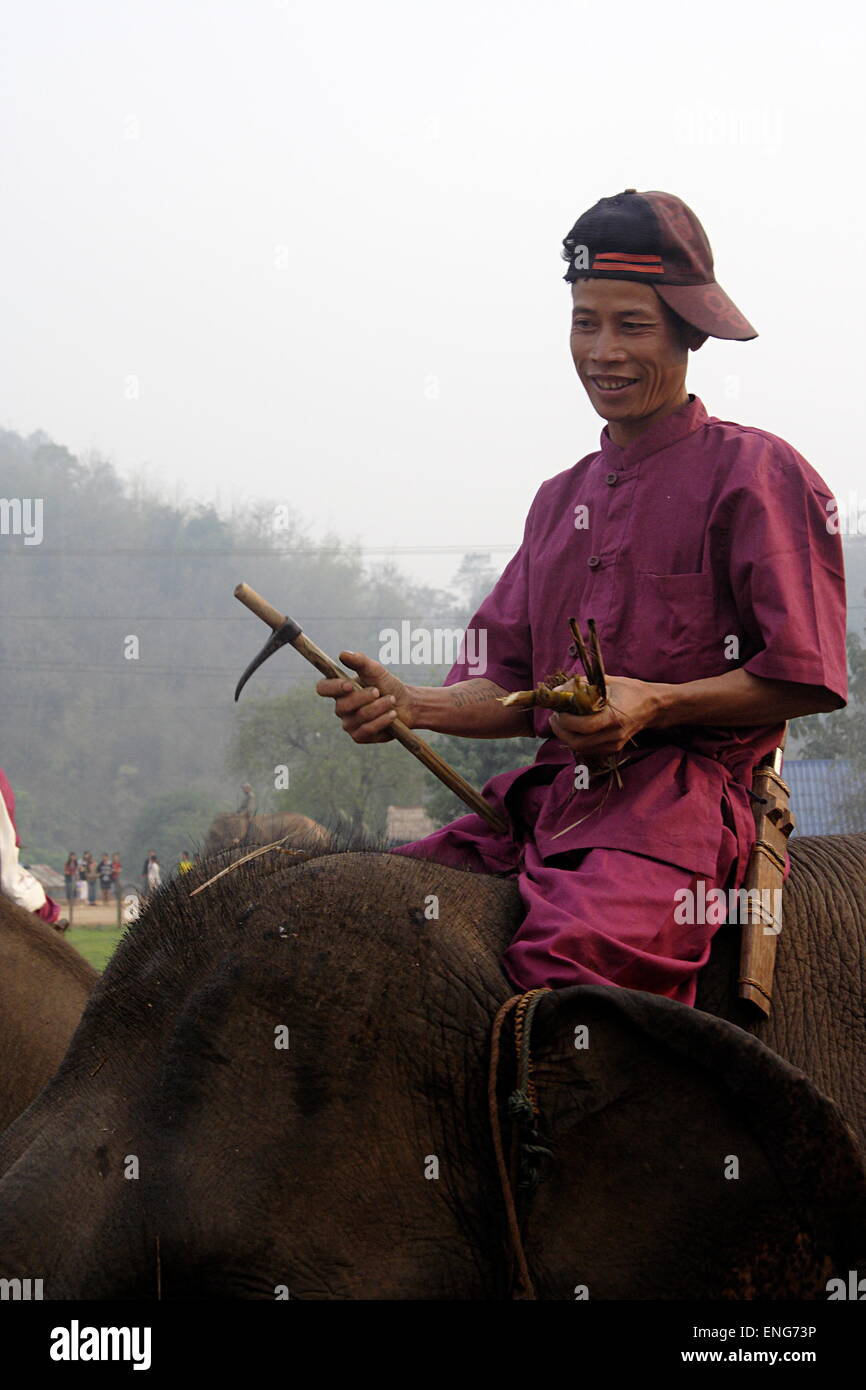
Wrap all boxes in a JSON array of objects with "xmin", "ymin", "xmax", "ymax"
[{"xmin": 315, "ymin": 652, "xmax": 414, "ymax": 743}]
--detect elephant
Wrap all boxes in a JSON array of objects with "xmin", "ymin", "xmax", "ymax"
[
  {"xmin": 201, "ymin": 810, "xmax": 332, "ymax": 859},
  {"xmin": 696, "ymin": 830, "xmax": 866, "ymax": 1146},
  {"xmin": 0, "ymin": 835, "xmax": 863, "ymax": 1300},
  {"xmin": 0, "ymin": 896, "xmax": 97, "ymax": 1132}
]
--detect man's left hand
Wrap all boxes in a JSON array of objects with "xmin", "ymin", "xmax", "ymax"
[{"xmin": 549, "ymin": 675, "xmax": 663, "ymax": 757}]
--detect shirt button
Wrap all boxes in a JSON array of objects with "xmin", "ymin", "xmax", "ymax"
[
  {"xmin": 605, "ymin": 472, "xmax": 618, "ymax": 486},
  {"xmin": 587, "ymin": 555, "xmax": 601, "ymax": 569}
]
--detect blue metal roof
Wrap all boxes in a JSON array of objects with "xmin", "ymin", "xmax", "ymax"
[{"xmin": 782, "ymin": 759, "xmax": 863, "ymax": 837}]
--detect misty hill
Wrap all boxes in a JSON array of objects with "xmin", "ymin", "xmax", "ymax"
[{"xmin": 0, "ymin": 428, "xmax": 473, "ymax": 866}]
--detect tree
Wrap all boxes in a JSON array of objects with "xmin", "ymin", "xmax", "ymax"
[
  {"xmin": 128, "ymin": 789, "xmax": 220, "ymax": 879},
  {"xmin": 226, "ymin": 687, "xmax": 425, "ymax": 839},
  {"xmin": 797, "ymin": 632, "xmax": 866, "ymax": 760},
  {"xmin": 423, "ymin": 732, "xmax": 538, "ymax": 828},
  {"xmin": 451, "ymin": 552, "xmax": 500, "ymax": 616},
  {"xmin": 795, "ymin": 630, "xmax": 866, "ymax": 824}
]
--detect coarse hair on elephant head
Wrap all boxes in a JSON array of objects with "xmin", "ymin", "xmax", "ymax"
[{"xmin": 0, "ymin": 838, "xmax": 864, "ymax": 1300}]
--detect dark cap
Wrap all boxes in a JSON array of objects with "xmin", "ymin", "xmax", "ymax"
[{"xmin": 562, "ymin": 189, "xmax": 757, "ymax": 341}]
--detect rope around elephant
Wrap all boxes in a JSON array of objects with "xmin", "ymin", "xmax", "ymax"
[{"xmin": 488, "ymin": 987, "xmax": 553, "ymax": 1300}]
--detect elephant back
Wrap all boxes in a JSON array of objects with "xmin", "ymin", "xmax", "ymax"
[{"xmin": 697, "ymin": 832, "xmax": 866, "ymax": 1154}]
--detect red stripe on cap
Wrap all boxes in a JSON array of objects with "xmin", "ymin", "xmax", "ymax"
[
  {"xmin": 591, "ymin": 255, "xmax": 664, "ymax": 274},
  {"xmin": 594, "ymin": 252, "xmax": 663, "ymax": 264}
]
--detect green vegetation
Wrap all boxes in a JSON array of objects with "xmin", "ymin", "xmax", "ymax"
[
  {"xmin": 423, "ymin": 731, "xmax": 538, "ymax": 828},
  {"xmin": 228, "ymin": 686, "xmax": 426, "ymax": 839},
  {"xmin": 127, "ymin": 789, "xmax": 218, "ymax": 873},
  {"xmin": 795, "ymin": 629, "xmax": 866, "ymax": 823},
  {"xmin": 66, "ymin": 925, "xmax": 126, "ymax": 972}
]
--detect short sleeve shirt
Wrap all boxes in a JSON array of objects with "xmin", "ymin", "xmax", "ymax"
[{"xmin": 443, "ymin": 396, "xmax": 847, "ymax": 875}]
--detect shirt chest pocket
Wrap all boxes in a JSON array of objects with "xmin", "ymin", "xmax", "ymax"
[{"xmin": 635, "ymin": 571, "xmax": 730, "ymax": 677}]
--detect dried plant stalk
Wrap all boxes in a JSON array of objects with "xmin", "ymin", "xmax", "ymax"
[
  {"xmin": 499, "ymin": 619, "xmax": 625, "ymax": 799},
  {"xmin": 498, "ymin": 617, "xmax": 609, "ymax": 717},
  {"xmin": 498, "ymin": 675, "xmax": 605, "ymax": 716}
]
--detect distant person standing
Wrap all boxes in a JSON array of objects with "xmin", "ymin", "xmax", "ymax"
[
  {"xmin": 77, "ymin": 856, "xmax": 88, "ymax": 902},
  {"xmin": 98, "ymin": 854, "xmax": 113, "ymax": 904},
  {"xmin": 237, "ymin": 784, "xmax": 256, "ymax": 839},
  {"xmin": 0, "ymin": 768, "xmax": 66, "ymax": 930},
  {"xmin": 63, "ymin": 852, "xmax": 78, "ymax": 905},
  {"xmin": 141, "ymin": 851, "xmax": 156, "ymax": 896},
  {"xmin": 178, "ymin": 851, "xmax": 193, "ymax": 875},
  {"xmin": 111, "ymin": 851, "xmax": 122, "ymax": 899},
  {"xmin": 85, "ymin": 852, "xmax": 98, "ymax": 905},
  {"xmin": 146, "ymin": 855, "xmax": 161, "ymax": 896}
]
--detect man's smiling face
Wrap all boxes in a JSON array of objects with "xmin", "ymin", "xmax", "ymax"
[{"xmin": 570, "ymin": 278, "xmax": 702, "ymax": 444}]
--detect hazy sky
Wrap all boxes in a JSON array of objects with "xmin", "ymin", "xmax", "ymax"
[{"xmin": 2, "ymin": 0, "xmax": 863, "ymax": 590}]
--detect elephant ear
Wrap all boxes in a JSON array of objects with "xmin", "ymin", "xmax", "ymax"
[{"xmin": 521, "ymin": 985, "xmax": 866, "ymax": 1300}]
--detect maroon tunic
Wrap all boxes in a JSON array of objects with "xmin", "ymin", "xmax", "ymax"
[{"xmin": 393, "ymin": 395, "xmax": 847, "ymax": 1001}]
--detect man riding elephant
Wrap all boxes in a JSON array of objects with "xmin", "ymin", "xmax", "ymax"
[
  {"xmin": 316, "ymin": 188, "xmax": 847, "ymax": 1007},
  {"xmin": 0, "ymin": 768, "xmax": 67, "ymax": 932}
]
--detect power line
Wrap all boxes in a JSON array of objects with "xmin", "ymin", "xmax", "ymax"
[
  {"xmin": 0, "ymin": 700, "xmax": 247, "ymax": 711},
  {"xmin": 0, "ymin": 543, "xmax": 517, "ymax": 557},
  {"xmin": 0, "ymin": 613, "xmax": 476, "ymax": 621},
  {"xmin": 0, "ymin": 663, "xmax": 452, "ymax": 676},
  {"xmin": 1, "ymin": 704, "xmax": 241, "ymax": 712},
  {"xmin": 0, "ymin": 667, "xmax": 308, "ymax": 676}
]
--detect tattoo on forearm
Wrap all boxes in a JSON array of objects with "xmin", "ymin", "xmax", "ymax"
[{"xmin": 450, "ymin": 681, "xmax": 504, "ymax": 709}]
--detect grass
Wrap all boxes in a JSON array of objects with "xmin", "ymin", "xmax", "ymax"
[{"xmin": 66, "ymin": 925, "xmax": 126, "ymax": 972}]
